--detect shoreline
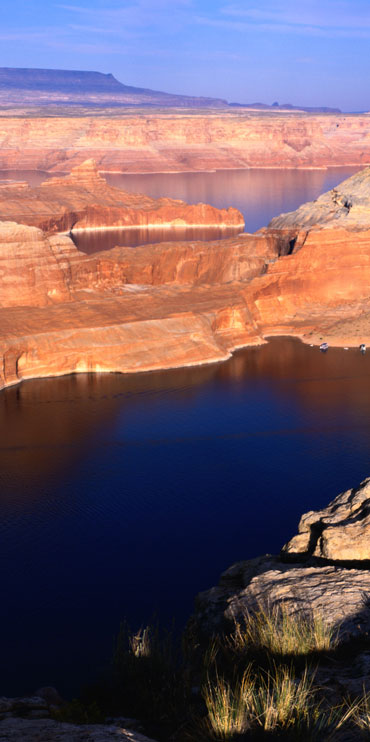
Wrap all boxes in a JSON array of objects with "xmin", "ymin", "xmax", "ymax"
[
  {"xmin": 0, "ymin": 164, "xmax": 365, "ymax": 178},
  {"xmin": 67, "ymin": 222, "xmax": 245, "ymax": 234},
  {"xmin": 1, "ymin": 330, "xmax": 367, "ymax": 395}
]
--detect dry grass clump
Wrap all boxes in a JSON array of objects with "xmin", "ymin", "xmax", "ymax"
[
  {"xmin": 203, "ymin": 664, "xmax": 348, "ymax": 741},
  {"xmin": 204, "ymin": 668, "xmax": 253, "ymax": 739},
  {"xmin": 346, "ymin": 688, "xmax": 370, "ymax": 733},
  {"xmin": 230, "ymin": 603, "xmax": 338, "ymax": 658},
  {"xmin": 204, "ymin": 664, "xmax": 315, "ymax": 739}
]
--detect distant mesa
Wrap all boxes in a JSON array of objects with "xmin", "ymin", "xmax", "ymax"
[
  {"xmin": 0, "ymin": 67, "xmax": 341, "ymax": 112},
  {"xmin": 0, "ymin": 67, "xmax": 228, "ymax": 108}
]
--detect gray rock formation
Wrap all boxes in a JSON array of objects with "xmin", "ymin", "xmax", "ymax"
[
  {"xmin": 268, "ymin": 166, "xmax": 370, "ymax": 231},
  {"xmin": 195, "ymin": 555, "xmax": 370, "ymax": 640},
  {"xmin": 195, "ymin": 477, "xmax": 370, "ymax": 640},
  {"xmin": 0, "ymin": 695, "xmax": 157, "ymax": 741},
  {"xmin": 282, "ymin": 477, "xmax": 370, "ymax": 561},
  {"xmin": 0, "ymin": 717, "xmax": 157, "ymax": 741}
]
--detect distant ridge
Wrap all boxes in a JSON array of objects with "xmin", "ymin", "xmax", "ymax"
[
  {"xmin": 229, "ymin": 101, "xmax": 342, "ymax": 113},
  {"xmin": 0, "ymin": 67, "xmax": 228, "ymax": 108},
  {"xmin": 0, "ymin": 67, "xmax": 342, "ymax": 112}
]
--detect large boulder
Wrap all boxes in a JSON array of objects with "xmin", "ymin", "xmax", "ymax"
[
  {"xmin": 282, "ymin": 477, "xmax": 370, "ymax": 561},
  {"xmin": 194, "ymin": 478, "xmax": 370, "ymax": 641}
]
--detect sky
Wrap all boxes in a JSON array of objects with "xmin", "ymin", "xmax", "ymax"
[{"xmin": 1, "ymin": 0, "xmax": 370, "ymax": 111}]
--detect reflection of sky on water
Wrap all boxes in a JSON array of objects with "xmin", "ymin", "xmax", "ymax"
[
  {"xmin": 106, "ymin": 167, "xmax": 361, "ymax": 233},
  {"xmin": 0, "ymin": 166, "xmax": 360, "ymax": 253},
  {"xmin": 1, "ymin": 338, "xmax": 370, "ymax": 697}
]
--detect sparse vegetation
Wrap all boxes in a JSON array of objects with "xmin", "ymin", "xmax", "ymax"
[
  {"xmin": 54, "ymin": 606, "xmax": 370, "ymax": 741},
  {"xmin": 202, "ymin": 664, "xmax": 349, "ymax": 741},
  {"xmin": 229, "ymin": 604, "xmax": 338, "ymax": 658}
]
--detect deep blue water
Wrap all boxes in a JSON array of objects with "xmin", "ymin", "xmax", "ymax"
[
  {"xmin": 1, "ymin": 338, "xmax": 370, "ymax": 696},
  {"xmin": 0, "ymin": 164, "xmax": 366, "ymax": 696}
]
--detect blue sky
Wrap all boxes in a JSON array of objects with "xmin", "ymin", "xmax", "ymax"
[{"xmin": 2, "ymin": 0, "xmax": 370, "ymax": 110}]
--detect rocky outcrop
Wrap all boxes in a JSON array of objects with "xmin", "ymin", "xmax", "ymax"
[
  {"xmin": 72, "ymin": 232, "xmax": 277, "ymax": 289},
  {"xmin": 4, "ymin": 166, "xmax": 370, "ymax": 392},
  {"xmin": 0, "ymin": 691, "xmax": 157, "ymax": 741},
  {"xmin": 0, "ymin": 222, "xmax": 77, "ymax": 307},
  {"xmin": 282, "ymin": 477, "xmax": 370, "ymax": 562},
  {"xmin": 239, "ymin": 167, "xmax": 370, "ymax": 347},
  {"xmin": 0, "ymin": 113, "xmax": 370, "ymax": 173},
  {"xmin": 269, "ymin": 165, "xmax": 370, "ymax": 232},
  {"xmin": 195, "ymin": 477, "xmax": 370, "ymax": 643},
  {"xmin": 0, "ymin": 286, "xmax": 262, "ymax": 391},
  {"xmin": 195, "ymin": 555, "xmax": 370, "ymax": 641},
  {"xmin": 0, "ymin": 718, "xmax": 156, "ymax": 741},
  {"xmin": 0, "ymin": 160, "xmax": 243, "ymax": 233},
  {"xmin": 0, "ymin": 219, "xmax": 277, "ymax": 390}
]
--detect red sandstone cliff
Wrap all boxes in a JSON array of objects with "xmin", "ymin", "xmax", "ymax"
[
  {"xmin": 0, "ymin": 221, "xmax": 276, "ymax": 389},
  {"xmin": 0, "ymin": 160, "xmax": 243, "ymax": 233},
  {"xmin": 0, "ymin": 113, "xmax": 370, "ymax": 173},
  {"xmin": 3, "ymin": 167, "xmax": 370, "ymax": 391}
]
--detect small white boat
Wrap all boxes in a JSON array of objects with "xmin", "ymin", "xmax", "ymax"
[
  {"xmin": 320, "ymin": 342, "xmax": 329, "ymax": 352},
  {"xmin": 360, "ymin": 343, "xmax": 366, "ymax": 353}
]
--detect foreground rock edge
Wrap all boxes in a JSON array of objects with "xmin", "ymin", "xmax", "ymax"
[{"xmin": 195, "ymin": 477, "xmax": 370, "ymax": 642}]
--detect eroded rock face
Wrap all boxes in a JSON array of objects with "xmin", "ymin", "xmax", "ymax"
[
  {"xmin": 269, "ymin": 166, "xmax": 370, "ymax": 232},
  {"xmin": 0, "ymin": 222, "xmax": 78, "ymax": 307},
  {"xmin": 0, "ymin": 219, "xmax": 277, "ymax": 390},
  {"xmin": 194, "ymin": 473, "xmax": 370, "ymax": 646},
  {"xmin": 5, "ymin": 165, "xmax": 370, "ymax": 392},
  {"xmin": 282, "ymin": 477, "xmax": 370, "ymax": 561},
  {"xmin": 238, "ymin": 166, "xmax": 370, "ymax": 346},
  {"xmin": 195, "ymin": 555, "xmax": 370, "ymax": 640},
  {"xmin": 0, "ymin": 113, "xmax": 369, "ymax": 173},
  {"xmin": 0, "ymin": 160, "xmax": 244, "ymax": 233}
]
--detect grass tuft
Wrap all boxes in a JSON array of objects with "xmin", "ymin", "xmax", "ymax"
[{"xmin": 230, "ymin": 604, "xmax": 338, "ymax": 658}]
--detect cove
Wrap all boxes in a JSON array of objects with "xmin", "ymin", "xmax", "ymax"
[
  {"xmin": 1, "ymin": 338, "xmax": 370, "ymax": 696},
  {"xmin": 0, "ymin": 166, "xmax": 360, "ymax": 253}
]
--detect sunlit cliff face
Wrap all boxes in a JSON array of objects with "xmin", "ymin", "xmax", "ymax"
[{"xmin": 0, "ymin": 113, "xmax": 369, "ymax": 173}]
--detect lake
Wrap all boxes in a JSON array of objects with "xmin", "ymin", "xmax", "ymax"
[
  {"xmin": 0, "ymin": 166, "xmax": 360, "ymax": 252},
  {"xmin": 1, "ymin": 339, "xmax": 370, "ymax": 696},
  {"xmin": 0, "ymin": 165, "xmax": 367, "ymax": 698}
]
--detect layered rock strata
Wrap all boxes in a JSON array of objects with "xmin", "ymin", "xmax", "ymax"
[
  {"xmin": 0, "ymin": 113, "xmax": 370, "ymax": 173},
  {"xmin": 269, "ymin": 165, "xmax": 370, "ymax": 232},
  {"xmin": 3, "ymin": 166, "xmax": 370, "ymax": 392},
  {"xmin": 239, "ymin": 167, "xmax": 370, "ymax": 346},
  {"xmin": 0, "ymin": 160, "xmax": 243, "ymax": 233},
  {"xmin": 195, "ymin": 478, "xmax": 370, "ymax": 642},
  {"xmin": 282, "ymin": 477, "xmax": 370, "ymax": 561},
  {"xmin": 0, "ymin": 221, "xmax": 276, "ymax": 390}
]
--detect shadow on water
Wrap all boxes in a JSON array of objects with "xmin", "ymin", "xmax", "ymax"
[{"xmin": 2, "ymin": 338, "xmax": 370, "ymax": 695}]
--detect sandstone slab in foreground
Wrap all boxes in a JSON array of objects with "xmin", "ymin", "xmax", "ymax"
[
  {"xmin": 0, "ymin": 717, "xmax": 157, "ymax": 741},
  {"xmin": 195, "ymin": 477, "xmax": 370, "ymax": 641}
]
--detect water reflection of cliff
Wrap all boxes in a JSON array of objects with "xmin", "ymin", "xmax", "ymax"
[
  {"xmin": 2, "ymin": 338, "xmax": 370, "ymax": 496},
  {"xmin": 220, "ymin": 337, "xmax": 370, "ymax": 426},
  {"xmin": 72, "ymin": 225, "xmax": 241, "ymax": 254},
  {"xmin": 0, "ymin": 364, "xmax": 218, "ymax": 493},
  {"xmin": 106, "ymin": 167, "xmax": 361, "ymax": 232}
]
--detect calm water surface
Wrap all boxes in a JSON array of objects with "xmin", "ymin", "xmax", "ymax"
[
  {"xmin": 0, "ymin": 166, "xmax": 366, "ymax": 697},
  {"xmin": 1, "ymin": 339, "xmax": 370, "ymax": 695},
  {"xmin": 0, "ymin": 167, "xmax": 360, "ymax": 252}
]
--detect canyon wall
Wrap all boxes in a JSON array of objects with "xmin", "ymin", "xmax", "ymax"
[
  {"xmin": 0, "ymin": 113, "xmax": 370, "ymax": 173},
  {"xmin": 0, "ymin": 221, "xmax": 275, "ymax": 390},
  {"xmin": 2, "ymin": 167, "xmax": 370, "ymax": 391},
  {"xmin": 0, "ymin": 160, "xmax": 243, "ymax": 232}
]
